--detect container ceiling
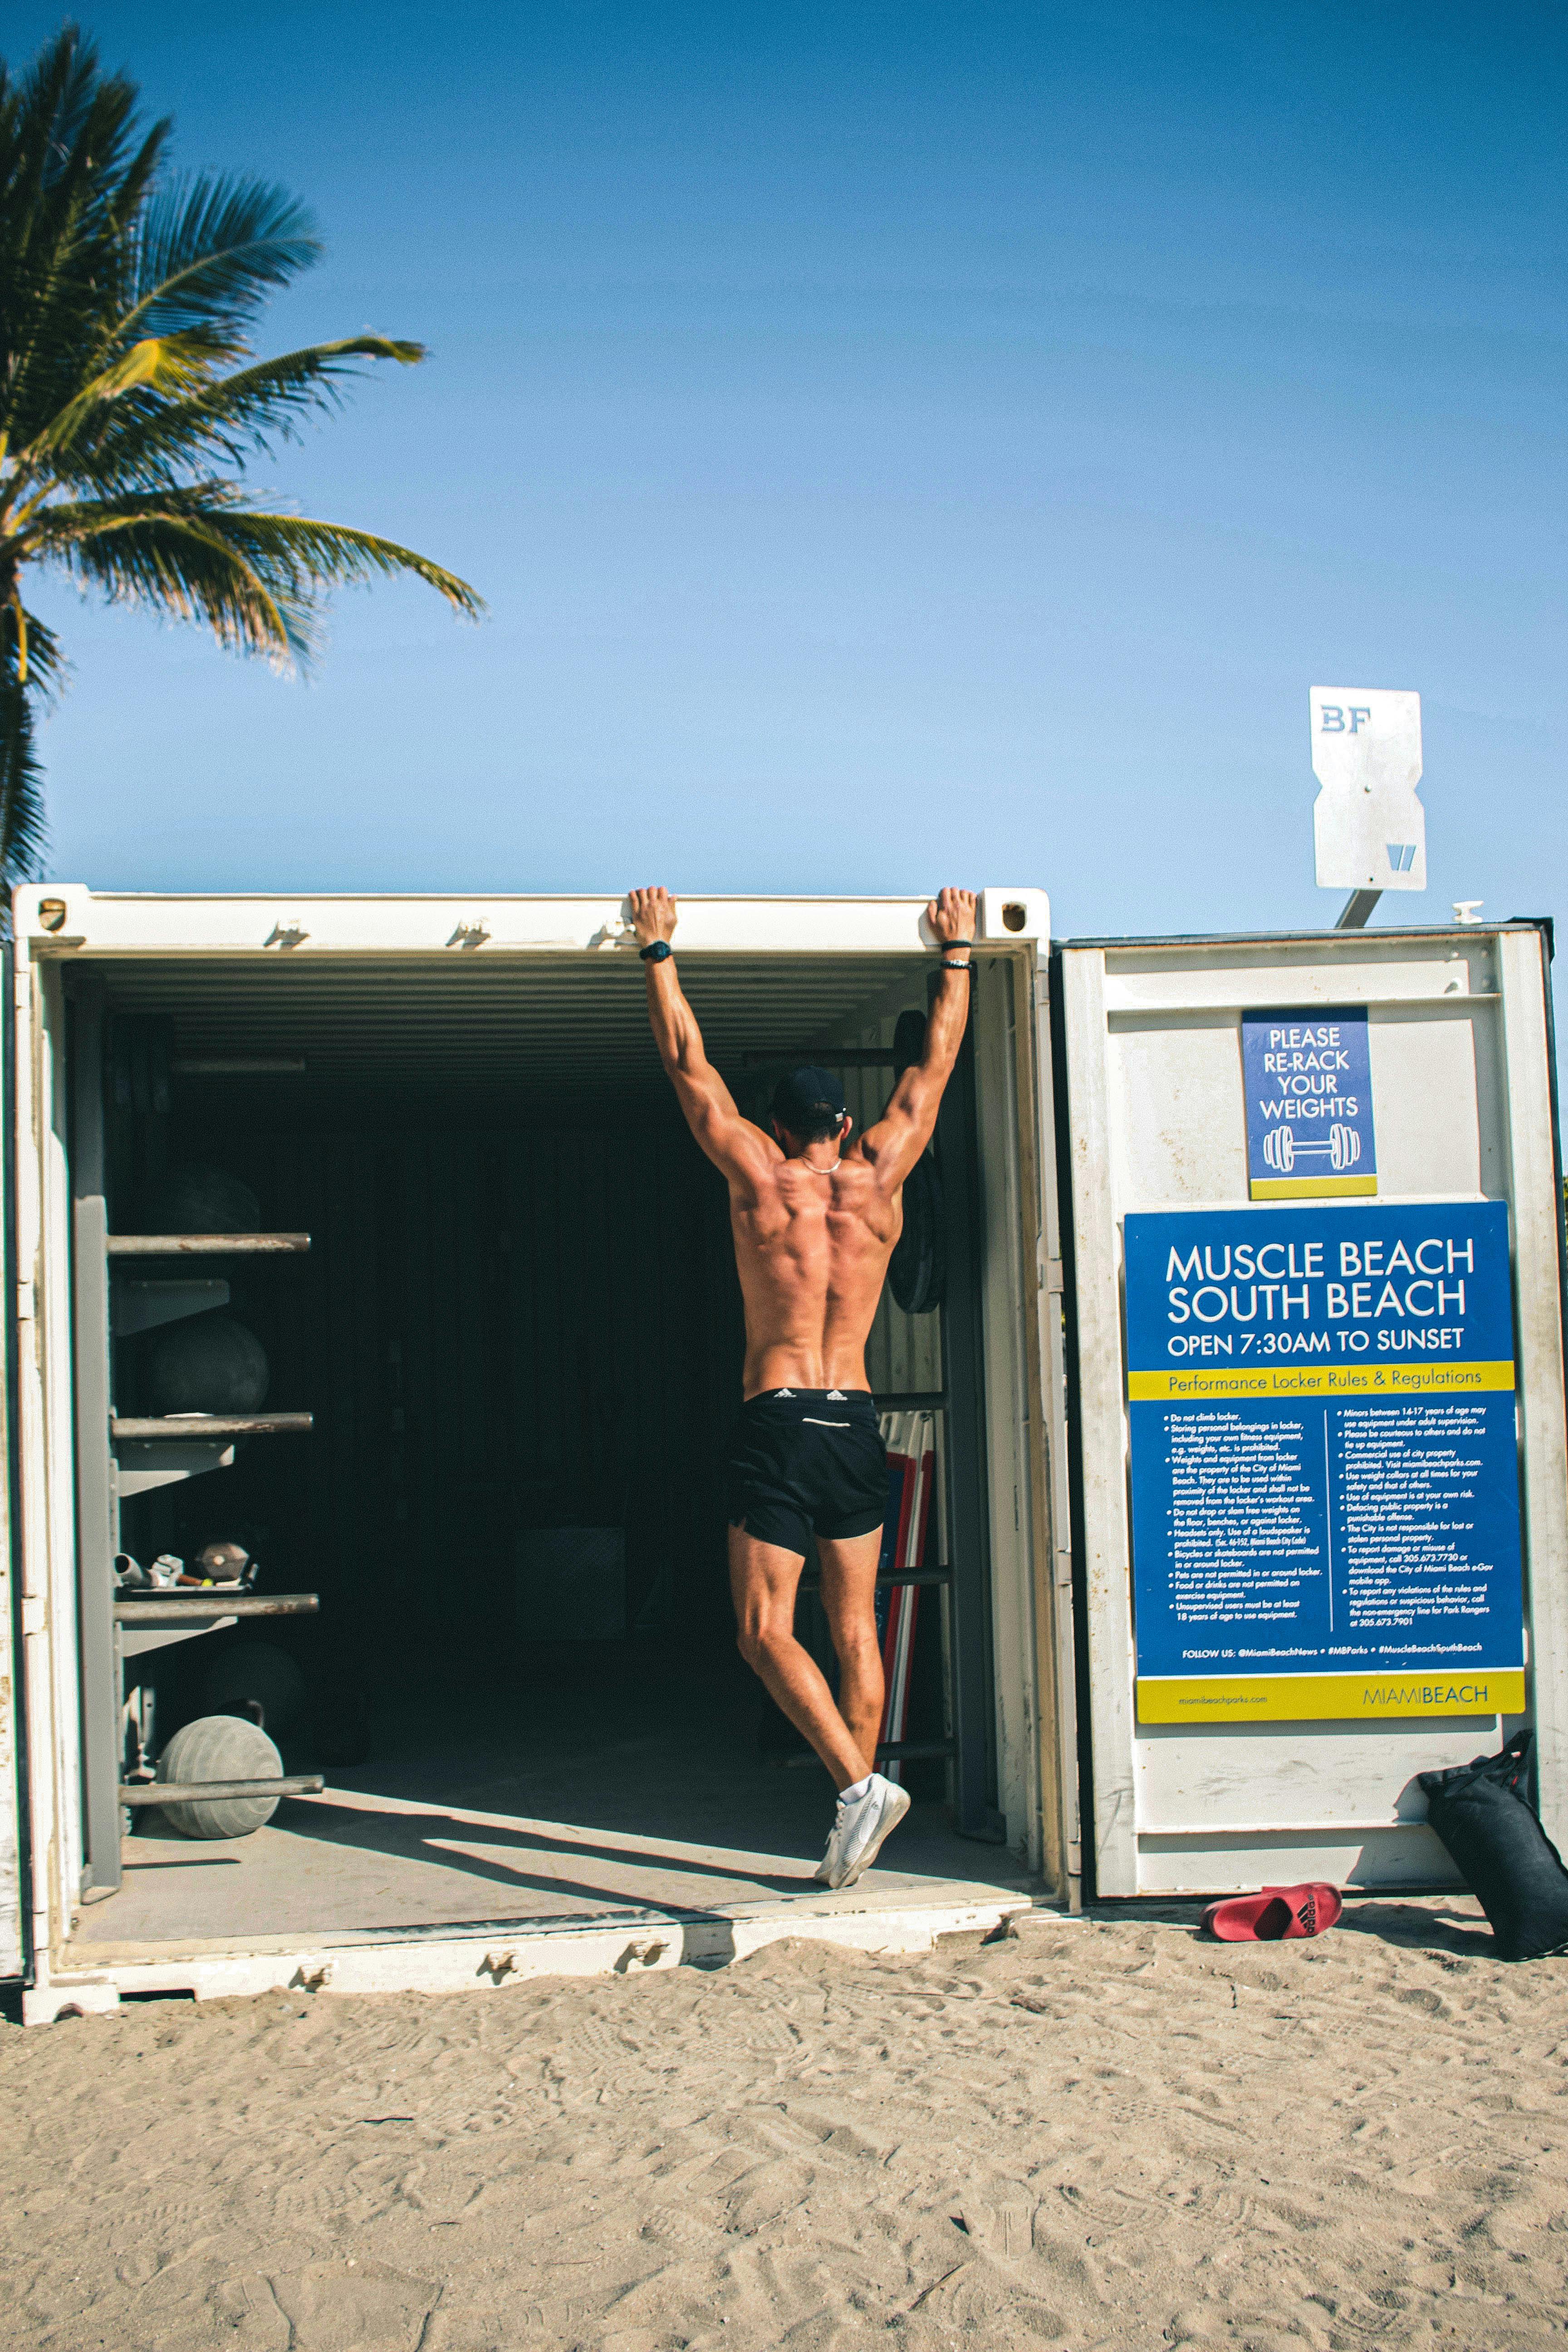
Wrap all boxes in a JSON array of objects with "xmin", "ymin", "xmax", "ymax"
[{"xmin": 97, "ymin": 952, "xmax": 936, "ymax": 1105}]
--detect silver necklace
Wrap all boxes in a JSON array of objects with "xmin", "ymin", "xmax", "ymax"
[{"xmin": 802, "ymin": 1155, "xmax": 841, "ymax": 1176}]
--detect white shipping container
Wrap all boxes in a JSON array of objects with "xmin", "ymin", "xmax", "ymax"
[
  {"xmin": 0, "ymin": 884, "xmax": 1069, "ymax": 2020},
  {"xmin": 1056, "ymin": 921, "xmax": 1568, "ymax": 1897}
]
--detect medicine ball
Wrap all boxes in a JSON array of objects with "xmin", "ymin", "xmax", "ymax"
[
  {"xmin": 155, "ymin": 1714, "xmax": 284, "ymax": 1839},
  {"xmin": 891, "ymin": 1151, "xmax": 945, "ymax": 1313},
  {"xmin": 140, "ymin": 1162, "xmax": 261, "ymax": 1236},
  {"xmin": 196, "ymin": 1640, "xmax": 307, "ymax": 1738},
  {"xmin": 146, "ymin": 1313, "xmax": 270, "ymax": 1415}
]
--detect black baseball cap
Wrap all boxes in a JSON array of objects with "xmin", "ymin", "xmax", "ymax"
[{"xmin": 770, "ymin": 1065, "xmax": 847, "ymax": 1132}]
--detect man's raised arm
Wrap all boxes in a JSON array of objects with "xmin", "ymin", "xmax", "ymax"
[
  {"xmin": 630, "ymin": 887, "xmax": 773, "ymax": 1179},
  {"xmin": 859, "ymin": 886, "xmax": 977, "ymax": 1192}
]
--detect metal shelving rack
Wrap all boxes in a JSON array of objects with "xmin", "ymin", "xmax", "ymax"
[{"xmin": 69, "ymin": 977, "xmax": 319, "ymax": 1900}]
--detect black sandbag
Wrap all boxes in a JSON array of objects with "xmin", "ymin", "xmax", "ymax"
[
  {"xmin": 1419, "ymin": 1730, "xmax": 1568, "ymax": 1961},
  {"xmin": 146, "ymin": 1311, "xmax": 270, "ymax": 1414},
  {"xmin": 139, "ymin": 1162, "xmax": 261, "ymax": 1236},
  {"xmin": 890, "ymin": 1152, "xmax": 945, "ymax": 1313},
  {"xmin": 888, "ymin": 1009, "xmax": 946, "ymax": 1316}
]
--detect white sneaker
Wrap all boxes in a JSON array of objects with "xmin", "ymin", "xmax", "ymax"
[{"xmin": 815, "ymin": 1774, "xmax": 912, "ymax": 1890}]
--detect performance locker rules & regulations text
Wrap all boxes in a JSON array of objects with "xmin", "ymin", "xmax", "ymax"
[{"xmin": 1124, "ymin": 1203, "xmax": 1525, "ymax": 1724}]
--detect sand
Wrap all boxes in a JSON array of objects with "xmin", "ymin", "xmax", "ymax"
[{"xmin": 1, "ymin": 1894, "xmax": 1565, "ymax": 2351}]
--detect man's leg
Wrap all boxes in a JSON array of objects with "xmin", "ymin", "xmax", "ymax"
[
  {"xmin": 729, "ymin": 1527, "xmax": 870, "ymax": 1791},
  {"xmin": 814, "ymin": 1529, "xmax": 886, "ymax": 1778}
]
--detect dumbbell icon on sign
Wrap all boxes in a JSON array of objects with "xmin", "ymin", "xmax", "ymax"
[{"xmin": 1263, "ymin": 1125, "xmax": 1361, "ymax": 1174}]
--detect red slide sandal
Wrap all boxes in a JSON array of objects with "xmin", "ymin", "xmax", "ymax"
[{"xmin": 1200, "ymin": 1883, "xmax": 1343, "ymax": 1942}]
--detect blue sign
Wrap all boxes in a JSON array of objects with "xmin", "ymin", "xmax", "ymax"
[
  {"xmin": 1123, "ymin": 1202, "xmax": 1524, "ymax": 1723},
  {"xmin": 1242, "ymin": 1006, "xmax": 1376, "ymax": 1200}
]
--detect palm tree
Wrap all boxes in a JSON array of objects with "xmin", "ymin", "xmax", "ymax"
[{"xmin": 0, "ymin": 25, "xmax": 483, "ymax": 878}]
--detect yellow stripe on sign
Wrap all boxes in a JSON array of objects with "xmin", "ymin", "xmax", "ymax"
[
  {"xmin": 1128, "ymin": 1360, "xmax": 1516, "ymax": 1402},
  {"xmin": 1249, "ymin": 1175, "xmax": 1378, "ymax": 1200},
  {"xmin": 1137, "ymin": 1671, "xmax": 1525, "ymax": 1724}
]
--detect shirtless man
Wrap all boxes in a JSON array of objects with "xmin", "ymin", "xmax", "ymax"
[{"xmin": 630, "ymin": 883, "xmax": 977, "ymax": 1888}]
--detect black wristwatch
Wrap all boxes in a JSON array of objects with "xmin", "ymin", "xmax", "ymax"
[{"xmin": 640, "ymin": 940, "xmax": 674, "ymax": 963}]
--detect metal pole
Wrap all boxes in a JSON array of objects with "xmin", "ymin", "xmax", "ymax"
[
  {"xmin": 1335, "ymin": 889, "xmax": 1382, "ymax": 929},
  {"xmin": 121, "ymin": 1776, "xmax": 324, "ymax": 1805}
]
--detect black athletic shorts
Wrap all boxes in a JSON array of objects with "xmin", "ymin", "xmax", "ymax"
[{"xmin": 725, "ymin": 1388, "xmax": 888, "ymax": 1558}]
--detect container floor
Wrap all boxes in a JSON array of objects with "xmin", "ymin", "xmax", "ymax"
[{"xmin": 77, "ymin": 1646, "xmax": 1034, "ymax": 1951}]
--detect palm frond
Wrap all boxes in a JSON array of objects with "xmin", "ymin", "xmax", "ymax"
[
  {"xmin": 0, "ymin": 28, "xmax": 170, "ymax": 451},
  {"xmin": 35, "ymin": 496, "xmax": 308, "ymax": 663},
  {"xmin": 15, "ymin": 25, "xmax": 131, "ymax": 195},
  {"xmin": 31, "ymin": 487, "xmax": 483, "ymax": 626},
  {"xmin": 216, "ymin": 512, "xmax": 485, "ymax": 619},
  {"xmin": 122, "ymin": 172, "xmax": 321, "ymax": 346},
  {"xmin": 0, "ymin": 666, "xmax": 49, "ymax": 882},
  {"xmin": 46, "ymin": 336, "xmax": 426, "ymax": 490},
  {"xmin": 0, "ymin": 603, "xmax": 66, "ymax": 701},
  {"xmin": 14, "ymin": 331, "xmax": 213, "ymax": 481}
]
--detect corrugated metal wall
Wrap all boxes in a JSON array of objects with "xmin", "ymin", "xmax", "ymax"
[{"xmin": 120, "ymin": 1107, "xmax": 750, "ymax": 1663}]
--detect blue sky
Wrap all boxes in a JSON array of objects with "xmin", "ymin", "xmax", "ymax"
[{"xmin": 9, "ymin": 3, "xmax": 1565, "ymax": 942}]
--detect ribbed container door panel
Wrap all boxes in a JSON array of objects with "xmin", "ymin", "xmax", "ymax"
[{"xmin": 0, "ymin": 940, "xmax": 23, "ymax": 1976}]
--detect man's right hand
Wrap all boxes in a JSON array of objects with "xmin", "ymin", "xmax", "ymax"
[
  {"xmin": 629, "ymin": 886, "xmax": 677, "ymax": 949},
  {"xmin": 927, "ymin": 886, "xmax": 977, "ymax": 947}
]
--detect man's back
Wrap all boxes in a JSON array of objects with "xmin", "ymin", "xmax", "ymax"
[{"xmin": 727, "ymin": 1147, "xmax": 902, "ymax": 1397}]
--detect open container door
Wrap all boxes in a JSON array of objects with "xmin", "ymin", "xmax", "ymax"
[
  {"xmin": 970, "ymin": 892, "xmax": 1080, "ymax": 1902},
  {"xmin": 0, "ymin": 940, "xmax": 27, "ymax": 1980},
  {"xmin": 1058, "ymin": 921, "xmax": 1568, "ymax": 1898}
]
